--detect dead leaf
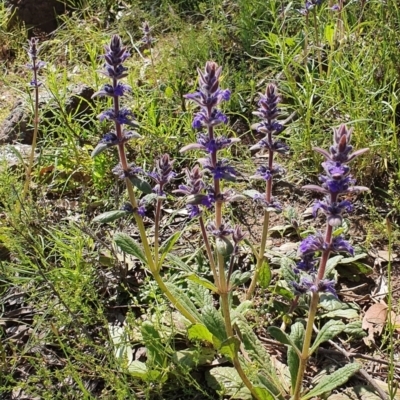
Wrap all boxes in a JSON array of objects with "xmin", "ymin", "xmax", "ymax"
[
  {"xmin": 377, "ymin": 250, "xmax": 397, "ymax": 262},
  {"xmin": 362, "ymin": 303, "xmax": 388, "ymax": 345}
]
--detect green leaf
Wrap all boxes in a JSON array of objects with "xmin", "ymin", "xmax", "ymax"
[
  {"xmin": 201, "ymin": 306, "xmax": 228, "ymax": 347},
  {"xmin": 323, "ymin": 308, "xmax": 359, "ymax": 319},
  {"xmin": 234, "ymin": 317, "xmax": 282, "ymax": 395},
  {"xmin": 130, "ymin": 176, "xmax": 153, "ymax": 194},
  {"xmin": 234, "ymin": 300, "xmax": 253, "ymax": 316},
  {"xmin": 128, "ymin": 360, "xmax": 147, "ymax": 378},
  {"xmin": 164, "ymin": 86, "xmax": 174, "ymax": 98},
  {"xmin": 188, "ymin": 324, "xmax": 214, "ymax": 343},
  {"xmin": 187, "ymin": 274, "xmax": 218, "ymax": 292},
  {"xmin": 257, "ymin": 373, "xmax": 284, "ymax": 398},
  {"xmin": 159, "ymin": 231, "xmax": 181, "ymax": 267},
  {"xmin": 336, "ymin": 261, "xmax": 373, "ymax": 280},
  {"xmin": 272, "ymin": 283, "xmax": 295, "ymax": 300},
  {"xmin": 165, "ymin": 253, "xmax": 193, "ymax": 273},
  {"xmin": 310, "ymin": 320, "xmax": 345, "ymax": 355},
  {"xmin": 109, "ymin": 324, "xmax": 132, "ymax": 365},
  {"xmin": 280, "ymin": 257, "xmax": 297, "ymax": 282},
  {"xmin": 343, "ymin": 321, "xmax": 367, "ymax": 339},
  {"xmin": 187, "ymin": 280, "xmax": 214, "ymax": 308},
  {"xmin": 141, "ymin": 321, "xmax": 166, "ymax": 368},
  {"xmin": 113, "ymin": 232, "xmax": 146, "ymax": 264},
  {"xmin": 302, "ymin": 363, "xmax": 361, "ymax": 400},
  {"xmin": 288, "ymin": 322, "xmax": 305, "ymax": 390},
  {"xmin": 230, "ymin": 270, "xmax": 251, "ymax": 288},
  {"xmin": 324, "ymin": 22, "xmax": 335, "ymax": 46},
  {"xmin": 253, "ymin": 386, "xmax": 277, "ymax": 400},
  {"xmin": 91, "ymin": 142, "xmax": 109, "ymax": 158},
  {"xmin": 259, "ymin": 259, "xmax": 272, "ymax": 288},
  {"xmin": 205, "ymin": 367, "xmax": 252, "ymax": 399},
  {"xmin": 267, "ymin": 327, "xmax": 300, "ymax": 356},
  {"xmin": 172, "ymin": 347, "xmax": 215, "ymax": 369},
  {"xmin": 128, "ymin": 361, "xmax": 163, "ymax": 382},
  {"xmin": 324, "ymin": 255, "xmax": 344, "ymax": 277},
  {"xmin": 319, "ymin": 294, "xmax": 360, "ymax": 320},
  {"xmin": 165, "ymin": 282, "xmax": 202, "ymax": 322},
  {"xmin": 92, "ymin": 210, "xmax": 129, "ymax": 223},
  {"xmin": 219, "ymin": 337, "xmax": 240, "ymax": 360}
]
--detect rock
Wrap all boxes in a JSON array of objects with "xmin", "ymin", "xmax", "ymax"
[
  {"xmin": 0, "ymin": 143, "xmax": 36, "ymax": 169},
  {"xmin": 5, "ymin": 0, "xmax": 67, "ymax": 34},
  {"xmin": 0, "ymin": 85, "xmax": 95, "ymax": 145}
]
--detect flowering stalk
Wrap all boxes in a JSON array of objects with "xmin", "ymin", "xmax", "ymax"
[
  {"xmin": 246, "ymin": 84, "xmax": 287, "ymax": 299},
  {"xmin": 141, "ymin": 21, "xmax": 156, "ymax": 83},
  {"xmin": 92, "ymin": 35, "xmax": 198, "ymax": 324},
  {"xmin": 300, "ymin": 0, "xmax": 324, "ymax": 74},
  {"xmin": 21, "ymin": 38, "xmax": 45, "ymax": 205},
  {"xmin": 181, "ymin": 62, "xmax": 260, "ymax": 398},
  {"xmin": 291, "ymin": 124, "xmax": 369, "ymax": 399}
]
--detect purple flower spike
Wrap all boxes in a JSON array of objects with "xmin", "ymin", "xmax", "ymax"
[
  {"xmin": 295, "ymin": 254, "xmax": 318, "ymax": 274},
  {"xmin": 185, "ymin": 61, "xmax": 230, "ymax": 113},
  {"xmin": 149, "ymin": 154, "xmax": 175, "ymax": 196},
  {"xmin": 141, "ymin": 21, "xmax": 154, "ymax": 48},
  {"xmin": 313, "ymin": 199, "xmax": 353, "ymax": 226},
  {"xmin": 253, "ymin": 84, "xmax": 281, "ymax": 122},
  {"xmin": 26, "ymin": 37, "xmax": 45, "ymax": 87},
  {"xmin": 199, "ymin": 157, "xmax": 237, "ymax": 181},
  {"xmin": 180, "ymin": 134, "xmax": 240, "ymax": 153},
  {"xmin": 331, "ymin": 236, "xmax": 354, "ymax": 256},
  {"xmin": 98, "ymin": 108, "xmax": 138, "ymax": 127},
  {"xmin": 299, "ymin": 232, "xmax": 327, "ymax": 255}
]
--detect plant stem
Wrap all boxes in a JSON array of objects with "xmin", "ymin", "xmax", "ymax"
[
  {"xmin": 313, "ymin": 8, "xmax": 323, "ymax": 76},
  {"xmin": 247, "ymin": 132, "xmax": 274, "ymax": 299},
  {"xmin": 246, "ymin": 210, "xmax": 270, "ymax": 299},
  {"xmin": 20, "ymin": 64, "xmax": 40, "ymax": 207},
  {"xmin": 199, "ymin": 216, "xmax": 219, "ymax": 284},
  {"xmin": 154, "ymin": 198, "xmax": 162, "ymax": 268},
  {"xmin": 293, "ymin": 223, "xmax": 333, "ymax": 398},
  {"xmin": 292, "ymin": 291, "xmax": 319, "ymax": 399}
]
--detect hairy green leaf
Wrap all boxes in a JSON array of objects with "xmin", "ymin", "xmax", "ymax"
[
  {"xmin": 201, "ymin": 306, "xmax": 228, "ymax": 347},
  {"xmin": 219, "ymin": 337, "xmax": 240, "ymax": 360},
  {"xmin": 259, "ymin": 259, "xmax": 272, "ymax": 288},
  {"xmin": 310, "ymin": 320, "xmax": 345, "ymax": 355},
  {"xmin": 165, "ymin": 282, "xmax": 202, "ymax": 322},
  {"xmin": 302, "ymin": 363, "xmax": 361, "ymax": 400},
  {"xmin": 343, "ymin": 321, "xmax": 367, "ymax": 339},
  {"xmin": 158, "ymin": 231, "xmax": 181, "ymax": 267},
  {"xmin": 229, "ymin": 270, "xmax": 251, "ymax": 288},
  {"xmin": 324, "ymin": 255, "xmax": 344, "ymax": 277},
  {"xmin": 268, "ymin": 327, "xmax": 300, "ymax": 356},
  {"xmin": 141, "ymin": 321, "xmax": 166, "ymax": 368},
  {"xmin": 188, "ymin": 324, "xmax": 213, "ymax": 343},
  {"xmin": 206, "ymin": 367, "xmax": 252, "ymax": 399},
  {"xmin": 130, "ymin": 176, "xmax": 153, "ymax": 194},
  {"xmin": 187, "ymin": 274, "xmax": 218, "ymax": 292},
  {"xmin": 172, "ymin": 347, "xmax": 215, "ymax": 369},
  {"xmin": 91, "ymin": 142, "xmax": 109, "ymax": 158},
  {"xmin": 288, "ymin": 321, "xmax": 305, "ymax": 390},
  {"xmin": 280, "ymin": 257, "xmax": 297, "ymax": 282},
  {"xmin": 93, "ymin": 210, "xmax": 129, "ymax": 223},
  {"xmin": 253, "ymin": 386, "xmax": 277, "ymax": 400},
  {"xmin": 234, "ymin": 317, "xmax": 283, "ymax": 396},
  {"xmin": 128, "ymin": 360, "xmax": 147, "ymax": 378},
  {"xmin": 113, "ymin": 232, "xmax": 146, "ymax": 264},
  {"xmin": 188, "ymin": 280, "xmax": 214, "ymax": 308}
]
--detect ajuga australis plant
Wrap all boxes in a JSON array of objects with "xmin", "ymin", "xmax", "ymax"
[
  {"xmin": 289, "ymin": 124, "xmax": 369, "ymax": 399},
  {"xmin": 21, "ymin": 37, "xmax": 45, "ymax": 205},
  {"xmin": 91, "ymin": 34, "xmax": 371, "ymax": 400},
  {"xmin": 246, "ymin": 83, "xmax": 288, "ymax": 299},
  {"xmin": 91, "ymin": 35, "xmax": 199, "ymax": 324}
]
